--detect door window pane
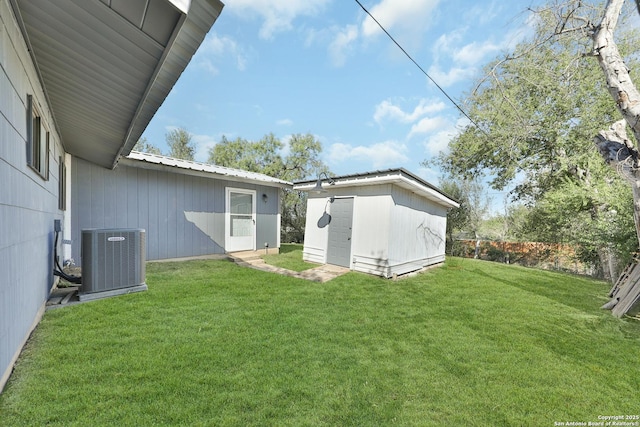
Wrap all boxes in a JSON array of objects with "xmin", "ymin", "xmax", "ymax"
[
  {"xmin": 231, "ymin": 216, "xmax": 253, "ymax": 237},
  {"xmin": 229, "ymin": 192, "xmax": 253, "ymax": 237},
  {"xmin": 230, "ymin": 193, "xmax": 252, "ymax": 215}
]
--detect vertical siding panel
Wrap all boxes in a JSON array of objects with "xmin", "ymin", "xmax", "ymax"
[
  {"xmin": 137, "ymin": 169, "xmax": 149, "ymax": 259},
  {"xmin": 71, "ymin": 158, "xmax": 80, "ymax": 261},
  {"xmin": 175, "ymin": 172, "xmax": 185, "ymax": 257},
  {"xmin": 77, "ymin": 160, "xmax": 93, "ymax": 238},
  {"xmin": 90, "ymin": 164, "xmax": 104, "ymax": 229},
  {"xmin": 199, "ymin": 177, "xmax": 209, "ymax": 254},
  {"xmin": 193, "ymin": 174, "xmax": 200, "ymax": 256},
  {"xmin": 106, "ymin": 163, "xmax": 120, "ymax": 226},
  {"xmin": 114, "ymin": 163, "xmax": 127, "ymax": 227},
  {"xmin": 147, "ymin": 169, "xmax": 159, "ymax": 260},
  {"xmin": 156, "ymin": 171, "xmax": 168, "ymax": 259},
  {"xmin": 194, "ymin": 176, "xmax": 203, "ymax": 254},
  {"xmin": 127, "ymin": 166, "xmax": 139, "ymax": 228},
  {"xmin": 166, "ymin": 172, "xmax": 178, "ymax": 259},
  {"xmin": 206, "ymin": 177, "xmax": 215, "ymax": 250},
  {"xmin": 184, "ymin": 174, "xmax": 194, "ymax": 256},
  {"xmin": 194, "ymin": 176, "xmax": 205, "ymax": 254},
  {"xmin": 214, "ymin": 179, "xmax": 225, "ymax": 249},
  {"xmin": 386, "ymin": 185, "xmax": 447, "ymax": 276}
]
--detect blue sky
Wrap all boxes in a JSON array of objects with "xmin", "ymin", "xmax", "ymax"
[{"xmin": 142, "ymin": 0, "xmax": 540, "ymax": 187}]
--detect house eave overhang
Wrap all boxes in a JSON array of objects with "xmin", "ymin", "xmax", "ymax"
[
  {"xmin": 11, "ymin": 0, "xmax": 224, "ymax": 170},
  {"xmin": 294, "ymin": 168, "xmax": 460, "ymax": 209}
]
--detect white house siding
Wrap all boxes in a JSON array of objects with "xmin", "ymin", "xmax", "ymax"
[
  {"xmin": 303, "ymin": 184, "xmax": 394, "ymax": 275},
  {"xmin": 70, "ymin": 157, "xmax": 282, "ymax": 262},
  {"xmin": 0, "ymin": 0, "xmax": 66, "ymax": 391},
  {"xmin": 350, "ymin": 190, "xmax": 393, "ymax": 277},
  {"xmin": 387, "ymin": 186, "xmax": 448, "ymax": 277},
  {"xmin": 301, "ymin": 196, "xmax": 330, "ymax": 264},
  {"xmin": 297, "ymin": 173, "xmax": 455, "ymax": 278}
]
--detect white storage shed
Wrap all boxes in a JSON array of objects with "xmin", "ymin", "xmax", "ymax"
[{"xmin": 294, "ymin": 169, "xmax": 459, "ymax": 278}]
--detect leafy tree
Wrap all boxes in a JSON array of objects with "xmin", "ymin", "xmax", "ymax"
[
  {"xmin": 429, "ymin": 1, "xmax": 640, "ymax": 279},
  {"xmin": 439, "ymin": 178, "xmax": 490, "ymax": 256},
  {"xmin": 480, "ymin": 204, "xmax": 531, "ymax": 243},
  {"xmin": 132, "ymin": 137, "xmax": 162, "ymax": 155},
  {"xmin": 522, "ymin": 176, "xmax": 635, "ymax": 278},
  {"xmin": 209, "ymin": 134, "xmax": 285, "ymax": 176},
  {"xmin": 167, "ymin": 127, "xmax": 195, "ymax": 161},
  {"xmin": 209, "ymin": 132, "xmax": 329, "ymax": 242},
  {"xmin": 282, "ymin": 133, "xmax": 327, "ymax": 181},
  {"xmin": 280, "ymin": 133, "xmax": 329, "ymax": 243}
]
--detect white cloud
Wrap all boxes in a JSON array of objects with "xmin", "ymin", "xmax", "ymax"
[
  {"xmin": 325, "ymin": 0, "xmax": 440, "ymax": 67},
  {"xmin": 328, "ymin": 25, "xmax": 359, "ymax": 67},
  {"xmin": 427, "ymin": 64, "xmax": 477, "ymax": 88},
  {"xmin": 328, "ymin": 140, "xmax": 409, "ymax": 168},
  {"xmin": 464, "ymin": 1, "xmax": 500, "ymax": 26},
  {"xmin": 191, "ymin": 133, "xmax": 218, "ymax": 163},
  {"xmin": 425, "ymin": 3, "xmax": 535, "ymax": 92},
  {"xmin": 416, "ymin": 166, "xmax": 440, "ymax": 185},
  {"xmin": 226, "ymin": 0, "xmax": 331, "ymax": 39},
  {"xmin": 277, "ymin": 118, "xmax": 293, "ymax": 126},
  {"xmin": 197, "ymin": 33, "xmax": 248, "ymax": 75},
  {"xmin": 421, "ymin": 117, "xmax": 467, "ymax": 157},
  {"xmin": 204, "ymin": 33, "xmax": 235, "ymax": 55},
  {"xmin": 453, "ymin": 41, "xmax": 501, "ymax": 66},
  {"xmin": 432, "ymin": 29, "xmax": 466, "ymax": 63},
  {"xmin": 361, "ymin": 0, "xmax": 441, "ymax": 39},
  {"xmin": 408, "ymin": 116, "xmax": 451, "ymax": 139},
  {"xmin": 423, "ymin": 129, "xmax": 455, "ymax": 157},
  {"xmin": 374, "ymin": 98, "xmax": 446, "ymax": 125},
  {"xmin": 429, "ymin": 7, "xmax": 537, "ymax": 85},
  {"xmin": 197, "ymin": 58, "xmax": 220, "ymax": 76}
]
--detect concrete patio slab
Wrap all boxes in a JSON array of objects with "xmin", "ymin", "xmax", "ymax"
[{"xmin": 229, "ymin": 251, "xmax": 349, "ymax": 283}]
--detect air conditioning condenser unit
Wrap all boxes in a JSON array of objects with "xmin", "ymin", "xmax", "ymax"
[{"xmin": 79, "ymin": 228, "xmax": 147, "ymax": 301}]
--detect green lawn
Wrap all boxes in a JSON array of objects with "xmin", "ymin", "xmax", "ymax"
[
  {"xmin": 262, "ymin": 243, "xmax": 318, "ymax": 271},
  {"xmin": 1, "ymin": 257, "xmax": 639, "ymax": 426}
]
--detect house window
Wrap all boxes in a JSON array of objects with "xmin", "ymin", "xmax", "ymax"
[
  {"xmin": 26, "ymin": 95, "xmax": 49, "ymax": 180},
  {"xmin": 58, "ymin": 156, "xmax": 66, "ymax": 210}
]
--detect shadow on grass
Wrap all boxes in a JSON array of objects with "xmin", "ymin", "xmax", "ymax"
[{"xmin": 466, "ymin": 261, "xmax": 611, "ymax": 314}]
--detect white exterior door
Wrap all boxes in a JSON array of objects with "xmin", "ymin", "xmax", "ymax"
[{"xmin": 225, "ymin": 188, "xmax": 256, "ymax": 252}]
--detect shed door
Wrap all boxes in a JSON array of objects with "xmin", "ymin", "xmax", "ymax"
[
  {"xmin": 326, "ymin": 197, "xmax": 354, "ymax": 268},
  {"xmin": 226, "ymin": 188, "xmax": 256, "ymax": 252}
]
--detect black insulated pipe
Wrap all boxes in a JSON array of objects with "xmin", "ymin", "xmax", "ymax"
[{"xmin": 53, "ymin": 227, "xmax": 81, "ymax": 284}]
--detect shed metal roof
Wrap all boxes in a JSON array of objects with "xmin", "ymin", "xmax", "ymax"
[
  {"xmin": 124, "ymin": 151, "xmax": 293, "ymax": 188},
  {"xmin": 11, "ymin": 0, "xmax": 223, "ymax": 169},
  {"xmin": 294, "ymin": 168, "xmax": 459, "ymax": 209}
]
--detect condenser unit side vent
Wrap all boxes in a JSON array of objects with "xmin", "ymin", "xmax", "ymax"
[{"xmin": 80, "ymin": 228, "xmax": 146, "ymax": 299}]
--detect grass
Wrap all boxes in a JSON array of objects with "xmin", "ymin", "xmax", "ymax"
[
  {"xmin": 1, "ymin": 257, "xmax": 639, "ymax": 426},
  {"xmin": 262, "ymin": 243, "xmax": 318, "ymax": 271}
]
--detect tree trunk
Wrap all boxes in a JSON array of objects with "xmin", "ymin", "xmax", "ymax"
[{"xmin": 593, "ymin": 0, "xmax": 640, "ymax": 249}]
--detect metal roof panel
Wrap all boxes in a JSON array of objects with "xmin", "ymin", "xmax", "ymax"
[{"xmin": 125, "ymin": 152, "xmax": 293, "ymax": 188}]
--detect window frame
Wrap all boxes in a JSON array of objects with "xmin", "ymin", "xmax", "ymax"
[
  {"xmin": 26, "ymin": 94, "xmax": 49, "ymax": 180},
  {"xmin": 58, "ymin": 156, "xmax": 66, "ymax": 211}
]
